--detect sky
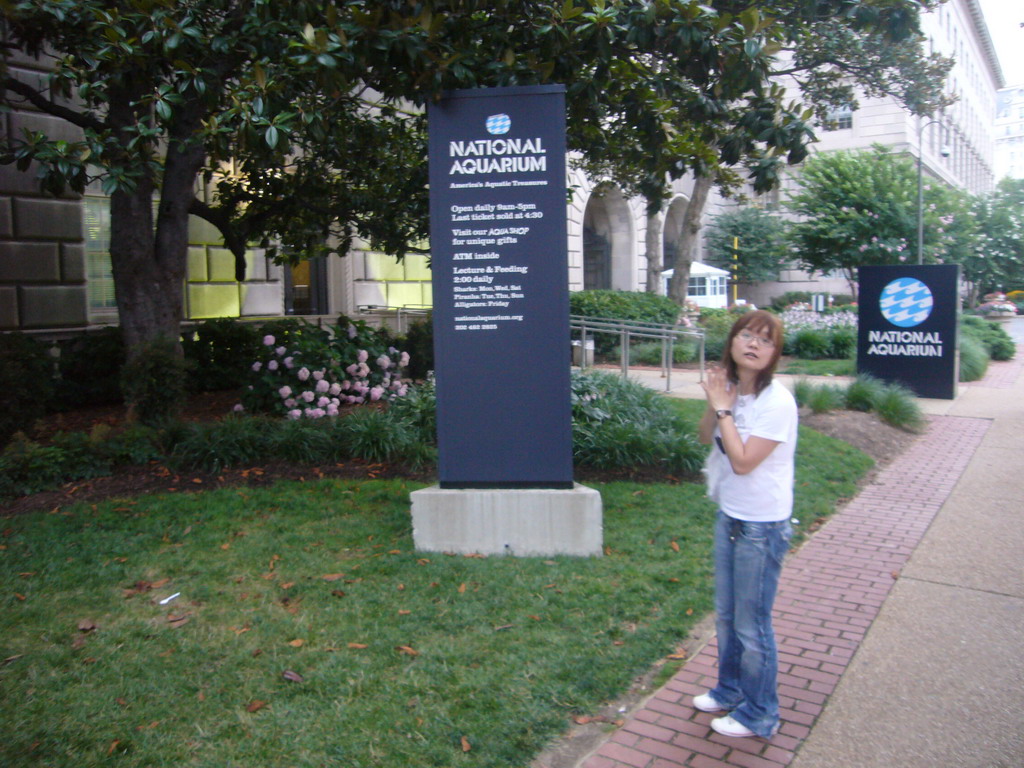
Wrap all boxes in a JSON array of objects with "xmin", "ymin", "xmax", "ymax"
[{"xmin": 977, "ymin": 0, "xmax": 1024, "ymax": 87}]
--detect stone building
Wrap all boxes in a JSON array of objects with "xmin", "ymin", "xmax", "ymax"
[
  {"xmin": 994, "ymin": 85, "xmax": 1024, "ymax": 180},
  {"xmin": 0, "ymin": 0, "xmax": 1006, "ymax": 336}
]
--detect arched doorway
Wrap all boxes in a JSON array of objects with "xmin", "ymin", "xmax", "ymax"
[{"xmin": 582, "ymin": 186, "xmax": 634, "ymax": 291}]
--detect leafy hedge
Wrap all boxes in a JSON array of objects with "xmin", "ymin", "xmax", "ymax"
[
  {"xmin": 570, "ymin": 290, "xmax": 680, "ymax": 356},
  {"xmin": 960, "ymin": 315, "xmax": 1015, "ymax": 362},
  {"xmin": 0, "ymin": 371, "xmax": 706, "ymax": 501}
]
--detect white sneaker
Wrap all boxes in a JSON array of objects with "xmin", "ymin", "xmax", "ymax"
[
  {"xmin": 693, "ymin": 692, "xmax": 727, "ymax": 712},
  {"xmin": 710, "ymin": 715, "xmax": 756, "ymax": 738}
]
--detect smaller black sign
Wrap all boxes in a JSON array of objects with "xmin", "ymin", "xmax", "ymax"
[{"xmin": 857, "ymin": 264, "xmax": 960, "ymax": 399}]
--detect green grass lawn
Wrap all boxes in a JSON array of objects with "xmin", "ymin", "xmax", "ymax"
[
  {"xmin": 0, "ymin": 400, "xmax": 873, "ymax": 768},
  {"xmin": 780, "ymin": 357, "xmax": 857, "ymax": 377}
]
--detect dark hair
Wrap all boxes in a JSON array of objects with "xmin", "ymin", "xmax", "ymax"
[{"xmin": 721, "ymin": 310, "xmax": 784, "ymax": 395}]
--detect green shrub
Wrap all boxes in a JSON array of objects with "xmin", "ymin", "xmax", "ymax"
[
  {"xmin": 769, "ymin": 291, "xmax": 812, "ymax": 312},
  {"xmin": 961, "ymin": 315, "xmax": 1015, "ymax": 362},
  {"xmin": 120, "ymin": 338, "xmax": 192, "ymax": 427},
  {"xmin": 181, "ymin": 318, "xmax": 261, "ymax": 392},
  {"xmin": 844, "ymin": 375, "xmax": 886, "ymax": 412},
  {"xmin": 570, "ymin": 369, "xmax": 704, "ymax": 475},
  {"xmin": 570, "ymin": 289, "xmax": 679, "ymax": 325},
  {"xmin": 397, "ymin": 316, "xmax": 434, "ymax": 380},
  {"xmin": 873, "ymin": 382, "xmax": 924, "ymax": 431},
  {"xmin": 792, "ymin": 379, "xmax": 814, "ymax": 407},
  {"xmin": 387, "ymin": 379, "xmax": 437, "ymax": 444},
  {"xmin": 698, "ymin": 308, "xmax": 737, "ymax": 362},
  {"xmin": 0, "ymin": 422, "xmax": 165, "ymax": 500},
  {"xmin": 828, "ymin": 326, "xmax": 857, "ymax": 359},
  {"xmin": 626, "ymin": 340, "xmax": 699, "ymax": 366},
  {"xmin": 166, "ymin": 415, "xmax": 276, "ymax": 473},
  {"xmin": 54, "ymin": 326, "xmax": 124, "ymax": 409},
  {"xmin": 805, "ymin": 384, "xmax": 846, "ymax": 414},
  {"xmin": 958, "ymin": 335, "xmax": 989, "ymax": 382},
  {"xmin": 0, "ymin": 332, "xmax": 56, "ymax": 446},
  {"xmin": 570, "ymin": 290, "xmax": 680, "ymax": 356},
  {"xmin": 335, "ymin": 407, "xmax": 418, "ymax": 464},
  {"xmin": 793, "ymin": 328, "xmax": 831, "ymax": 359},
  {"xmin": 0, "ymin": 439, "xmax": 73, "ymax": 499}
]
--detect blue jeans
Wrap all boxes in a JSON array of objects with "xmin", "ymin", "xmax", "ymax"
[{"xmin": 709, "ymin": 511, "xmax": 791, "ymax": 737}]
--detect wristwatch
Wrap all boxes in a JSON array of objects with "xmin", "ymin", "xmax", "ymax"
[{"xmin": 715, "ymin": 409, "xmax": 733, "ymax": 420}]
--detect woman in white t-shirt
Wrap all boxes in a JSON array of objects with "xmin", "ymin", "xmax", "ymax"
[{"xmin": 694, "ymin": 310, "xmax": 797, "ymax": 740}]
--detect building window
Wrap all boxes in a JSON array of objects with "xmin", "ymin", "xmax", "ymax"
[
  {"xmin": 688, "ymin": 276, "xmax": 707, "ymax": 296},
  {"xmin": 825, "ymin": 105, "xmax": 853, "ymax": 131},
  {"xmin": 84, "ymin": 197, "xmax": 118, "ymax": 322}
]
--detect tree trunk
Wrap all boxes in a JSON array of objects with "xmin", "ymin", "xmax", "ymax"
[
  {"xmin": 108, "ymin": 178, "xmax": 184, "ymax": 357},
  {"xmin": 107, "ymin": 97, "xmax": 207, "ymax": 359},
  {"xmin": 667, "ymin": 173, "xmax": 713, "ymax": 306},
  {"xmin": 844, "ymin": 268, "xmax": 859, "ymax": 302},
  {"xmin": 644, "ymin": 208, "xmax": 663, "ymax": 293}
]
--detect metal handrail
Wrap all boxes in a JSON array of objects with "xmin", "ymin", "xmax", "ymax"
[{"xmin": 569, "ymin": 314, "xmax": 705, "ymax": 392}]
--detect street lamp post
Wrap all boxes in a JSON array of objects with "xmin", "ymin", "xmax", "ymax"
[{"xmin": 916, "ymin": 116, "xmax": 947, "ymax": 265}]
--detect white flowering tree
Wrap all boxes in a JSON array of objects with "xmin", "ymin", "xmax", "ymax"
[
  {"xmin": 786, "ymin": 145, "xmax": 969, "ymax": 299},
  {"xmin": 963, "ymin": 179, "xmax": 1024, "ymax": 305}
]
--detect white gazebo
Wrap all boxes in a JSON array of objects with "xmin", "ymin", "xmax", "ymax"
[{"xmin": 662, "ymin": 262, "xmax": 730, "ymax": 309}]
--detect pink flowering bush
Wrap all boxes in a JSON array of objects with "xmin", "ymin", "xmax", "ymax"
[{"xmin": 237, "ymin": 316, "xmax": 411, "ymax": 418}]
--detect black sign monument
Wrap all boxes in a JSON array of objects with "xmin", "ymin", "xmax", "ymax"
[
  {"xmin": 857, "ymin": 264, "xmax": 960, "ymax": 399},
  {"xmin": 428, "ymin": 85, "xmax": 573, "ymax": 488}
]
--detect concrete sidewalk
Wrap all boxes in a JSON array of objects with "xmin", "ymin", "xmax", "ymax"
[{"xmin": 556, "ymin": 330, "xmax": 1024, "ymax": 768}]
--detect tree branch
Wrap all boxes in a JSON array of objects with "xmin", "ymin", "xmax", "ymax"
[
  {"xmin": 188, "ymin": 199, "xmax": 250, "ymax": 281},
  {"xmin": 0, "ymin": 76, "xmax": 105, "ymax": 133}
]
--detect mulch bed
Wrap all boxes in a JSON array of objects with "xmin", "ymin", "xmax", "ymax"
[
  {"xmin": 0, "ymin": 390, "xmax": 432, "ymax": 517},
  {"xmin": 2, "ymin": 390, "xmax": 681, "ymax": 517}
]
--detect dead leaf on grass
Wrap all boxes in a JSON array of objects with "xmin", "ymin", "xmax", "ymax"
[
  {"xmin": 347, "ymin": 642, "xmax": 368, "ymax": 649},
  {"xmin": 322, "ymin": 573, "xmax": 345, "ymax": 582},
  {"xmin": 246, "ymin": 700, "xmax": 267, "ymax": 713},
  {"xmin": 461, "ymin": 736, "xmax": 471, "ymax": 752},
  {"xmin": 77, "ymin": 619, "xmax": 98, "ymax": 633},
  {"xmin": 166, "ymin": 614, "xmax": 190, "ymax": 628},
  {"xmin": 287, "ymin": 639, "xmax": 304, "ymax": 648},
  {"xmin": 396, "ymin": 645, "xmax": 419, "ymax": 656},
  {"xmin": 282, "ymin": 670, "xmax": 304, "ymax": 683}
]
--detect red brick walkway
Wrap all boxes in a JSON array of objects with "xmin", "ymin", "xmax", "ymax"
[{"xmin": 580, "ymin": 413, "xmax": 991, "ymax": 768}]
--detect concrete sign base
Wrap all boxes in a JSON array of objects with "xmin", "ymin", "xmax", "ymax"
[{"xmin": 410, "ymin": 484, "xmax": 603, "ymax": 557}]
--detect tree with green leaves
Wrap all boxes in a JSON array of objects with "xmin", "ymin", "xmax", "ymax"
[
  {"xmin": 649, "ymin": 0, "xmax": 953, "ymax": 304},
  {"xmin": 785, "ymin": 144, "xmax": 969, "ymax": 298},
  {"xmin": 704, "ymin": 206, "xmax": 791, "ymax": 285},
  {"xmin": 963, "ymin": 178, "xmax": 1024, "ymax": 304},
  {"xmin": 0, "ymin": 0, "xmax": 827, "ymax": 357},
  {"xmin": 0, "ymin": 0, "xmax": 952, "ymax": 360}
]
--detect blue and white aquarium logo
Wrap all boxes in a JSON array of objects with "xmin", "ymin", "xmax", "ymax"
[
  {"xmin": 485, "ymin": 113, "xmax": 511, "ymax": 135},
  {"xmin": 880, "ymin": 277, "xmax": 933, "ymax": 328}
]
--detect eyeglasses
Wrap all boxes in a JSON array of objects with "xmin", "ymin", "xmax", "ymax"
[{"xmin": 737, "ymin": 330, "xmax": 775, "ymax": 348}]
